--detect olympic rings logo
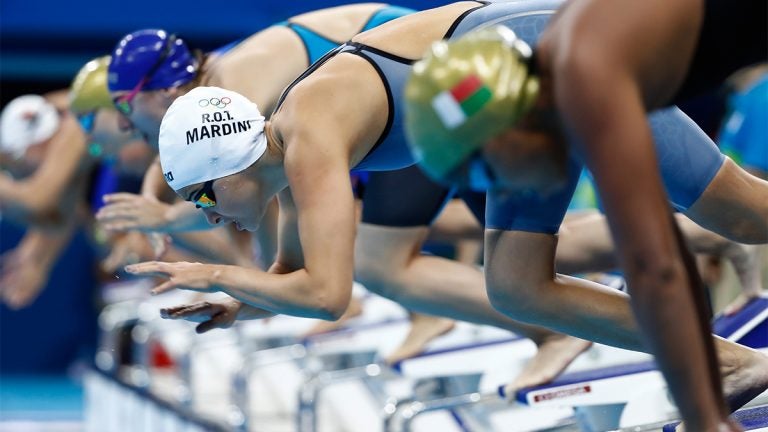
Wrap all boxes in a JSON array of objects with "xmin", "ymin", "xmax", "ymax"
[{"xmin": 198, "ymin": 97, "xmax": 231, "ymax": 109}]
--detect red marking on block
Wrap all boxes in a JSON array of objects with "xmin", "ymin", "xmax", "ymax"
[{"xmin": 533, "ymin": 385, "xmax": 592, "ymax": 402}]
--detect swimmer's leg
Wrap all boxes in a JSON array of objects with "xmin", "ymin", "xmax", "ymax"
[
  {"xmin": 485, "ymin": 228, "xmax": 768, "ymax": 411},
  {"xmin": 556, "ymin": 209, "xmax": 763, "ymax": 306},
  {"xmin": 356, "ymin": 223, "xmax": 591, "ymax": 385},
  {"xmin": 686, "ymin": 157, "xmax": 768, "ymax": 244}
]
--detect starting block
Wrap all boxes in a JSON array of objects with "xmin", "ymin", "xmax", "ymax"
[{"xmin": 510, "ymin": 295, "xmax": 768, "ymax": 430}]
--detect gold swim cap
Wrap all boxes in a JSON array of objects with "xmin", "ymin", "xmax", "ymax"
[
  {"xmin": 404, "ymin": 25, "xmax": 539, "ymax": 182},
  {"xmin": 69, "ymin": 56, "xmax": 113, "ymax": 116}
]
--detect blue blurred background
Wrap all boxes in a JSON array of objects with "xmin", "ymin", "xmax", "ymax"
[{"xmin": 1, "ymin": 0, "xmax": 444, "ymax": 88}]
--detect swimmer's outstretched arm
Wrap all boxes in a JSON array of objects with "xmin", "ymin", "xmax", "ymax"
[
  {"xmin": 0, "ymin": 114, "xmax": 87, "ymax": 225},
  {"xmin": 0, "ymin": 222, "xmax": 75, "ymax": 309},
  {"xmin": 557, "ymin": 212, "xmax": 764, "ymax": 299},
  {"xmin": 127, "ymin": 153, "xmax": 356, "ymax": 320},
  {"xmin": 96, "ymin": 193, "xmax": 208, "ymax": 232},
  {"xmin": 160, "ymin": 296, "xmax": 275, "ymax": 333},
  {"xmin": 544, "ymin": 0, "xmax": 730, "ymax": 427}
]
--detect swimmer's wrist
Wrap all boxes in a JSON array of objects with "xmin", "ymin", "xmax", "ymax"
[
  {"xmin": 235, "ymin": 301, "xmax": 277, "ymax": 321},
  {"xmin": 209, "ymin": 265, "xmax": 227, "ymax": 292},
  {"xmin": 161, "ymin": 205, "xmax": 176, "ymax": 230}
]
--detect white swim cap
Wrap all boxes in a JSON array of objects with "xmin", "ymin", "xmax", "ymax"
[
  {"xmin": 0, "ymin": 95, "xmax": 60, "ymax": 159},
  {"xmin": 159, "ymin": 86, "xmax": 267, "ymax": 191}
]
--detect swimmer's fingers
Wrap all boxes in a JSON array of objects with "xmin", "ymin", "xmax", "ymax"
[
  {"xmin": 96, "ymin": 203, "xmax": 141, "ymax": 226},
  {"xmin": 152, "ymin": 277, "xmax": 216, "ymax": 295},
  {"xmin": 161, "ymin": 300, "xmax": 238, "ymax": 334},
  {"xmin": 102, "ymin": 248, "xmax": 140, "ymax": 273},
  {"xmin": 125, "ymin": 261, "xmax": 216, "ymax": 295},
  {"xmin": 195, "ymin": 317, "xmax": 231, "ymax": 334},
  {"xmin": 161, "ymin": 301, "xmax": 216, "ymax": 322},
  {"xmin": 101, "ymin": 249, "xmax": 123, "ymax": 273},
  {"xmin": 97, "ymin": 201, "xmax": 141, "ymax": 215},
  {"xmin": 98, "ymin": 199, "xmax": 172, "ymax": 233},
  {"xmin": 0, "ymin": 267, "xmax": 14, "ymax": 297},
  {"xmin": 124, "ymin": 261, "xmax": 173, "ymax": 278},
  {"xmin": 101, "ymin": 233, "xmax": 148, "ymax": 272},
  {"xmin": 0, "ymin": 247, "xmax": 26, "ymax": 270},
  {"xmin": 0, "ymin": 263, "xmax": 46, "ymax": 310},
  {"xmin": 102, "ymin": 193, "xmax": 148, "ymax": 204},
  {"xmin": 150, "ymin": 279, "xmax": 179, "ymax": 295}
]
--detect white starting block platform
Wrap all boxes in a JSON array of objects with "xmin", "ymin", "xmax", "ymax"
[
  {"xmin": 86, "ymin": 284, "xmax": 768, "ymax": 432},
  {"xmin": 511, "ymin": 294, "xmax": 768, "ymax": 430}
]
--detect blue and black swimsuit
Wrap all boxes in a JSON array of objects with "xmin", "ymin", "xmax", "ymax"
[{"xmin": 276, "ymin": 0, "xmax": 728, "ymax": 232}]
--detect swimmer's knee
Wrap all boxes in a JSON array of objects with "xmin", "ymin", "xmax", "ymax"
[
  {"xmin": 485, "ymin": 266, "xmax": 541, "ymax": 321},
  {"xmin": 354, "ymin": 253, "xmax": 409, "ymax": 301}
]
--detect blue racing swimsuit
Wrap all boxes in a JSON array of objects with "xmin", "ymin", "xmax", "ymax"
[
  {"xmin": 209, "ymin": 5, "xmax": 414, "ymax": 72},
  {"xmin": 277, "ymin": 0, "xmax": 726, "ymax": 230},
  {"xmin": 277, "ymin": 5, "xmax": 415, "ymax": 65}
]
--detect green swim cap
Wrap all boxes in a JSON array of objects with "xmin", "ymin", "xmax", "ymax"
[
  {"xmin": 70, "ymin": 56, "xmax": 113, "ymax": 116},
  {"xmin": 404, "ymin": 25, "xmax": 540, "ymax": 182}
]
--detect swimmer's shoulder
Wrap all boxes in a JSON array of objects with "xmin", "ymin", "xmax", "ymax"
[
  {"xmin": 205, "ymin": 27, "xmax": 305, "ymax": 86},
  {"xmin": 273, "ymin": 53, "xmax": 387, "ymax": 156}
]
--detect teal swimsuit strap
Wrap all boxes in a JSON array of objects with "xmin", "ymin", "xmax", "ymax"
[
  {"xmin": 358, "ymin": 5, "xmax": 417, "ymax": 32},
  {"xmin": 278, "ymin": 21, "xmax": 342, "ymax": 65}
]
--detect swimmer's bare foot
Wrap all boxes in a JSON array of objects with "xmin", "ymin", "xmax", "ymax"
[
  {"xmin": 723, "ymin": 243, "xmax": 763, "ymax": 316},
  {"xmin": 503, "ymin": 333, "xmax": 592, "ymax": 399},
  {"xmin": 719, "ymin": 344, "xmax": 768, "ymax": 413},
  {"xmin": 385, "ymin": 313, "xmax": 456, "ymax": 365},
  {"xmin": 302, "ymin": 296, "xmax": 364, "ymax": 337}
]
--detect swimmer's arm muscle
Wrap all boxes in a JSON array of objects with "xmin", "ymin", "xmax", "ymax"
[
  {"xmin": 552, "ymin": 29, "xmax": 726, "ymax": 423},
  {"xmin": 212, "ymin": 151, "xmax": 355, "ymax": 320}
]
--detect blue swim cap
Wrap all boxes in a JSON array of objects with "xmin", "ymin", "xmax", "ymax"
[{"xmin": 108, "ymin": 29, "xmax": 198, "ymax": 92}]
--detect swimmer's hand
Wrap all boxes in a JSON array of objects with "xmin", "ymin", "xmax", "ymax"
[
  {"xmin": 723, "ymin": 242, "xmax": 763, "ymax": 316},
  {"xmin": 125, "ymin": 261, "xmax": 221, "ymax": 295},
  {"xmin": 97, "ymin": 193, "xmax": 206, "ymax": 233},
  {"xmin": 97, "ymin": 193, "xmax": 173, "ymax": 232},
  {"xmin": 161, "ymin": 299, "xmax": 240, "ymax": 333},
  {"xmin": 161, "ymin": 299, "xmax": 275, "ymax": 333},
  {"xmin": 102, "ymin": 232, "xmax": 168, "ymax": 273},
  {"xmin": 0, "ymin": 249, "xmax": 48, "ymax": 309}
]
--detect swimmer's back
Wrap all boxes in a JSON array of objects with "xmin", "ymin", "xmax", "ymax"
[
  {"xmin": 352, "ymin": 1, "xmax": 481, "ymax": 59},
  {"xmin": 290, "ymin": 3, "xmax": 390, "ymax": 42},
  {"xmin": 204, "ymin": 3, "xmax": 413, "ymax": 114}
]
